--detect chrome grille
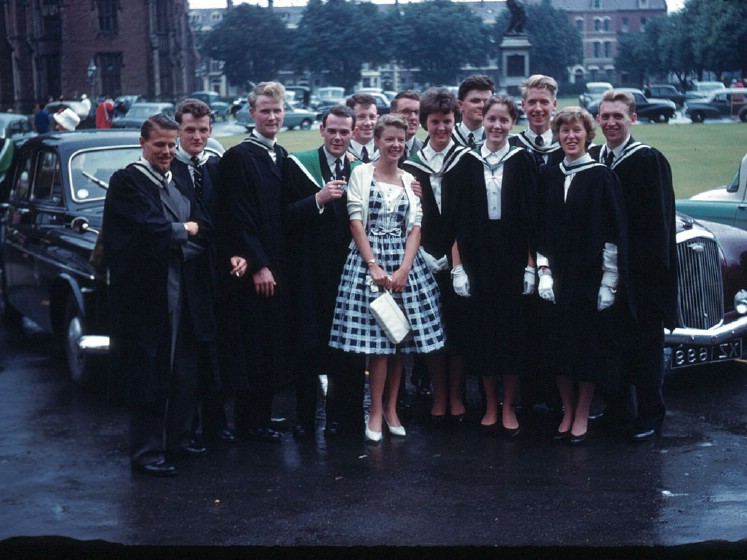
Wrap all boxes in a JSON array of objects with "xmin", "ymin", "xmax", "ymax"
[{"xmin": 676, "ymin": 236, "xmax": 723, "ymax": 329}]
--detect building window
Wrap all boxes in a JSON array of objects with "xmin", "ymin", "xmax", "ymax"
[
  {"xmin": 593, "ymin": 0, "xmax": 601, "ymax": 9},
  {"xmin": 156, "ymin": 0, "xmax": 170, "ymax": 34},
  {"xmin": 97, "ymin": 53, "xmax": 123, "ymax": 97},
  {"xmin": 604, "ymin": 42, "xmax": 611, "ymax": 58},
  {"xmin": 96, "ymin": 0, "xmax": 118, "ymax": 34},
  {"xmin": 593, "ymin": 42, "xmax": 600, "ymax": 58},
  {"xmin": 575, "ymin": 18, "xmax": 583, "ymax": 31},
  {"xmin": 42, "ymin": 0, "xmax": 61, "ymax": 39},
  {"xmin": 604, "ymin": 18, "xmax": 611, "ymax": 32},
  {"xmin": 622, "ymin": 17, "xmax": 629, "ymax": 32},
  {"xmin": 594, "ymin": 18, "xmax": 601, "ymax": 32},
  {"xmin": 641, "ymin": 16, "xmax": 647, "ymax": 28}
]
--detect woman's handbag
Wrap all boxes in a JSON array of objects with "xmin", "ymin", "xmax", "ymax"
[{"xmin": 370, "ymin": 287, "xmax": 411, "ymax": 344}]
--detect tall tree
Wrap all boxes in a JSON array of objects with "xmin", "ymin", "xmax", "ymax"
[
  {"xmin": 293, "ymin": 0, "xmax": 386, "ymax": 91},
  {"xmin": 200, "ymin": 4, "xmax": 289, "ymax": 87},
  {"xmin": 393, "ymin": 0, "xmax": 491, "ymax": 86},
  {"xmin": 683, "ymin": 0, "xmax": 746, "ymax": 79}
]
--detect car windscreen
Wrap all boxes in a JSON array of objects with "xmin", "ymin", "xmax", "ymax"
[{"xmin": 69, "ymin": 146, "xmax": 142, "ymax": 203}]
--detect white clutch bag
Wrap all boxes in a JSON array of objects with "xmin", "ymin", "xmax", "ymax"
[{"xmin": 370, "ymin": 288, "xmax": 411, "ymax": 344}]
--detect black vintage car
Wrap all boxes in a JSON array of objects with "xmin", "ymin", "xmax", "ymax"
[{"xmin": 0, "ymin": 130, "xmax": 223, "ymax": 385}]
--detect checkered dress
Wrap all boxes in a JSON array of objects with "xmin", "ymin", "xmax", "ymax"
[{"xmin": 329, "ymin": 181, "xmax": 446, "ymax": 355}]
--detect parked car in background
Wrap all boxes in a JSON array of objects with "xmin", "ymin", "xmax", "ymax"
[
  {"xmin": 684, "ymin": 88, "xmax": 747, "ymax": 123},
  {"xmin": 685, "ymin": 80, "xmax": 726, "ymax": 102},
  {"xmin": 649, "ymin": 84, "xmax": 686, "ymax": 108},
  {"xmin": 189, "ymin": 91, "xmax": 231, "ymax": 122},
  {"xmin": 236, "ymin": 101, "xmax": 316, "ymax": 132},
  {"xmin": 111, "ymin": 102, "xmax": 174, "ymax": 129},
  {"xmin": 676, "ymin": 154, "xmax": 747, "ymax": 230},
  {"xmin": 664, "ymin": 212, "xmax": 747, "ymax": 371},
  {"xmin": 579, "ymin": 81, "xmax": 613, "ymax": 109},
  {"xmin": 113, "ymin": 95, "xmax": 145, "ymax": 119},
  {"xmin": 0, "ymin": 130, "xmax": 224, "ymax": 386},
  {"xmin": 0, "ymin": 114, "xmax": 35, "ymax": 144},
  {"xmin": 586, "ymin": 88, "xmax": 676, "ymax": 123},
  {"xmin": 316, "ymin": 86, "xmax": 346, "ymax": 107},
  {"xmin": 284, "ymin": 86, "xmax": 312, "ymax": 109}
]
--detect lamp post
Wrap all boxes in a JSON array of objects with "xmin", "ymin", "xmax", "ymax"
[{"xmin": 86, "ymin": 59, "xmax": 97, "ymax": 100}]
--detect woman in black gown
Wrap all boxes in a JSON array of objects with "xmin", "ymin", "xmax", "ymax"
[{"xmin": 536, "ymin": 107, "xmax": 628, "ymax": 444}]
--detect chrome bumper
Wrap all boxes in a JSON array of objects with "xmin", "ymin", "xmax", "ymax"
[
  {"xmin": 76, "ymin": 335, "xmax": 110, "ymax": 354},
  {"xmin": 665, "ymin": 315, "xmax": 747, "ymax": 345}
]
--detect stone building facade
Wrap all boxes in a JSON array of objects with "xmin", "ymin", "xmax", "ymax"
[{"xmin": 0, "ymin": 0, "xmax": 198, "ymax": 112}]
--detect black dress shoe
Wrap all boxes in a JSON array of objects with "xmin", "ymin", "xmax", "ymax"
[
  {"xmin": 132, "ymin": 459, "xmax": 176, "ymax": 477},
  {"xmin": 552, "ymin": 430, "xmax": 570, "ymax": 442},
  {"xmin": 324, "ymin": 421, "xmax": 341, "ymax": 438},
  {"xmin": 631, "ymin": 428, "xmax": 656, "ymax": 443},
  {"xmin": 480, "ymin": 422, "xmax": 499, "ymax": 436},
  {"xmin": 502, "ymin": 425, "xmax": 521, "ymax": 439},
  {"xmin": 292, "ymin": 424, "xmax": 312, "ymax": 440},
  {"xmin": 181, "ymin": 442, "xmax": 208, "ymax": 456},
  {"xmin": 568, "ymin": 431, "xmax": 587, "ymax": 445},
  {"xmin": 449, "ymin": 413, "xmax": 465, "ymax": 425},
  {"xmin": 206, "ymin": 428, "xmax": 237, "ymax": 443},
  {"xmin": 245, "ymin": 427, "xmax": 282, "ymax": 443}
]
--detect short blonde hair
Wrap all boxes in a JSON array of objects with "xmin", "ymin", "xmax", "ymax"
[
  {"xmin": 249, "ymin": 81, "xmax": 286, "ymax": 108},
  {"xmin": 374, "ymin": 113, "xmax": 407, "ymax": 139},
  {"xmin": 520, "ymin": 74, "xmax": 558, "ymax": 100},
  {"xmin": 551, "ymin": 106, "xmax": 596, "ymax": 142}
]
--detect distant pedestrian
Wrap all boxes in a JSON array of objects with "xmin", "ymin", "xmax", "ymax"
[
  {"xmin": 96, "ymin": 97, "xmax": 115, "ymax": 128},
  {"xmin": 34, "ymin": 101, "xmax": 51, "ymax": 134}
]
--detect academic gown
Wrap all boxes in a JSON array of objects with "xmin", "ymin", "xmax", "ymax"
[
  {"xmin": 282, "ymin": 147, "xmax": 359, "ymax": 351},
  {"xmin": 103, "ymin": 163, "xmax": 213, "ymax": 406},
  {"xmin": 509, "ymin": 131, "xmax": 565, "ymax": 173},
  {"xmin": 456, "ymin": 147, "xmax": 539, "ymax": 376},
  {"xmin": 215, "ymin": 137, "xmax": 292, "ymax": 393},
  {"xmin": 589, "ymin": 139, "xmax": 677, "ymax": 329},
  {"xmin": 537, "ymin": 160, "xmax": 629, "ymax": 389},
  {"xmin": 403, "ymin": 143, "xmax": 481, "ymax": 352}
]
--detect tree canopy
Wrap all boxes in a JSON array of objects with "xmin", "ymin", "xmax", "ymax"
[{"xmin": 200, "ymin": 4, "xmax": 289, "ymax": 89}]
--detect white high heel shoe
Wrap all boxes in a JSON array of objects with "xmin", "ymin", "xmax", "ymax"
[
  {"xmin": 384, "ymin": 415, "xmax": 406, "ymax": 437},
  {"xmin": 365, "ymin": 421, "xmax": 382, "ymax": 443}
]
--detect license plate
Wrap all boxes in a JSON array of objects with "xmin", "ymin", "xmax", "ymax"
[{"xmin": 671, "ymin": 338, "xmax": 743, "ymax": 368}]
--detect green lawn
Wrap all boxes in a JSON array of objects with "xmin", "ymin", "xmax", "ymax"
[{"xmin": 214, "ymin": 120, "xmax": 745, "ymax": 199}]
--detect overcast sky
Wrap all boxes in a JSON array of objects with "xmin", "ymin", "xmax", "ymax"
[{"xmin": 190, "ymin": 0, "xmax": 686, "ymax": 11}]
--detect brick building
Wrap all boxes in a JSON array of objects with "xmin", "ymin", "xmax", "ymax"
[{"xmin": 0, "ymin": 0, "xmax": 198, "ymax": 112}]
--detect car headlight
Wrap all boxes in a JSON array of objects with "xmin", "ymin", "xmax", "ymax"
[{"xmin": 734, "ymin": 289, "xmax": 747, "ymax": 314}]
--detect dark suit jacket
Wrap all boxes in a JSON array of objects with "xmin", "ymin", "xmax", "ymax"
[
  {"xmin": 282, "ymin": 147, "xmax": 354, "ymax": 352},
  {"xmin": 171, "ymin": 153, "xmax": 220, "ymax": 221},
  {"xmin": 103, "ymin": 163, "xmax": 213, "ymax": 406}
]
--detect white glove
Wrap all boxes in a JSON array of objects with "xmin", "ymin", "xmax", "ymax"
[
  {"xmin": 597, "ymin": 270, "xmax": 618, "ymax": 311},
  {"xmin": 421, "ymin": 250, "xmax": 439, "ymax": 272},
  {"xmin": 597, "ymin": 285, "xmax": 616, "ymax": 311},
  {"xmin": 538, "ymin": 268, "xmax": 555, "ymax": 303},
  {"xmin": 451, "ymin": 264, "xmax": 471, "ymax": 297},
  {"xmin": 522, "ymin": 266, "xmax": 536, "ymax": 295},
  {"xmin": 434, "ymin": 255, "xmax": 449, "ymax": 272}
]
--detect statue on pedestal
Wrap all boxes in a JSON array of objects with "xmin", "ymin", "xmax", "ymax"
[{"xmin": 506, "ymin": 0, "xmax": 527, "ymax": 35}]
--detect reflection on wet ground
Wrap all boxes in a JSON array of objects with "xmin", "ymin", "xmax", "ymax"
[{"xmin": 1, "ymin": 318, "xmax": 746, "ymax": 554}]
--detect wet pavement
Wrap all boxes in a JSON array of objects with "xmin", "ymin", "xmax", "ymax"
[{"xmin": 1, "ymin": 315, "xmax": 747, "ymax": 557}]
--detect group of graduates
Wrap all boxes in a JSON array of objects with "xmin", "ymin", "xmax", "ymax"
[{"xmin": 101, "ymin": 74, "xmax": 677, "ymax": 478}]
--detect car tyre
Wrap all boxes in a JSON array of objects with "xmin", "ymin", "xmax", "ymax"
[
  {"xmin": 740, "ymin": 109, "xmax": 747, "ymax": 123},
  {"xmin": 63, "ymin": 295, "xmax": 100, "ymax": 386},
  {"xmin": 299, "ymin": 119, "xmax": 312, "ymax": 131},
  {"xmin": 691, "ymin": 111, "xmax": 705, "ymax": 123}
]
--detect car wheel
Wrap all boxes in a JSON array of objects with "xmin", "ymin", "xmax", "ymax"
[
  {"xmin": 63, "ymin": 296, "xmax": 100, "ymax": 386},
  {"xmin": 300, "ymin": 119, "xmax": 312, "ymax": 131},
  {"xmin": 659, "ymin": 113, "xmax": 670, "ymax": 124},
  {"xmin": 740, "ymin": 109, "xmax": 747, "ymax": 123},
  {"xmin": 691, "ymin": 111, "xmax": 705, "ymax": 123},
  {"xmin": 1, "ymin": 270, "xmax": 21, "ymax": 324}
]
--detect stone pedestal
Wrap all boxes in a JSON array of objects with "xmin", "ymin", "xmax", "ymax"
[{"xmin": 500, "ymin": 35, "xmax": 532, "ymax": 95}]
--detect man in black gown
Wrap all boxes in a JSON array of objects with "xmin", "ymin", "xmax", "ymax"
[
  {"xmin": 104, "ymin": 114, "xmax": 213, "ymax": 476},
  {"xmin": 592, "ymin": 90, "xmax": 677, "ymax": 442}
]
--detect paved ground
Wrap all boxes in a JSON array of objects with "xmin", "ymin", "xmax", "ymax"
[{"xmin": 1, "ymin": 316, "xmax": 746, "ymax": 558}]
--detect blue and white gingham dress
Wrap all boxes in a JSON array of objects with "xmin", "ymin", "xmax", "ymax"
[{"xmin": 329, "ymin": 181, "xmax": 446, "ymax": 355}]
